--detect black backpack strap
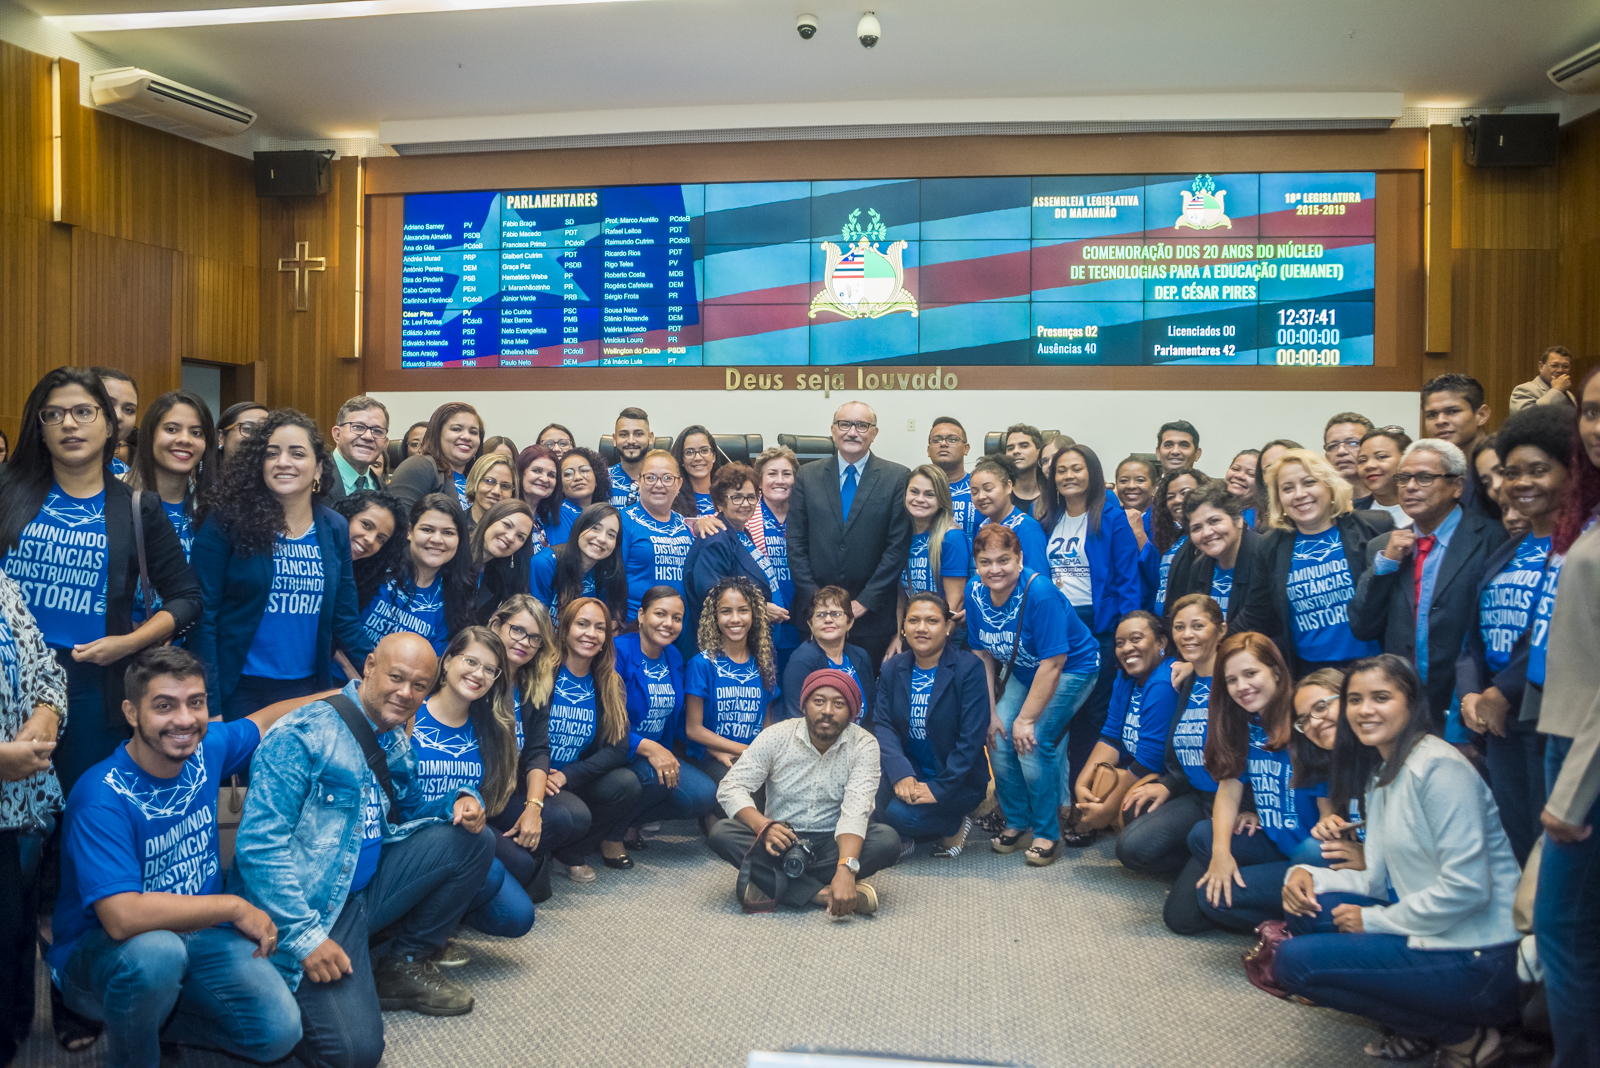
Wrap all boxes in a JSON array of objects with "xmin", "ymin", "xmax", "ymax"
[{"xmin": 328, "ymin": 693, "xmax": 397, "ymax": 812}]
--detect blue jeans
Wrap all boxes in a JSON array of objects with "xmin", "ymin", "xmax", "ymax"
[
  {"xmin": 294, "ymin": 822, "xmax": 494, "ymax": 1068},
  {"xmin": 1538, "ymin": 735, "xmax": 1600, "ymax": 1068},
  {"xmin": 1178, "ymin": 819, "xmax": 1297, "ymax": 932},
  {"xmin": 1277, "ymin": 895, "xmax": 1519, "ymax": 1045},
  {"xmin": 990, "ymin": 669, "xmax": 1094, "ymax": 840},
  {"xmin": 1485, "ymin": 715, "xmax": 1545, "ymax": 866},
  {"xmin": 60, "ymin": 925, "xmax": 301, "ymax": 1068},
  {"xmin": 603, "ymin": 754, "xmax": 719, "ymax": 844},
  {"xmin": 878, "ymin": 780, "xmax": 989, "ymax": 840},
  {"xmin": 463, "ymin": 857, "xmax": 535, "ymax": 938}
]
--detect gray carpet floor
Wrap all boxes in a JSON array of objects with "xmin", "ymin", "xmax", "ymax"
[{"xmin": 21, "ymin": 824, "xmax": 1385, "ymax": 1068}]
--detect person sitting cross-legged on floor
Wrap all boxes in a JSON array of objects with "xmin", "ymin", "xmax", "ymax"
[
  {"xmin": 231, "ymin": 632, "xmax": 495, "ymax": 1068},
  {"xmin": 873, "ymin": 592, "xmax": 991, "ymax": 859},
  {"xmin": 50, "ymin": 647, "xmax": 302, "ymax": 1068},
  {"xmin": 708, "ymin": 669, "xmax": 900, "ymax": 916}
]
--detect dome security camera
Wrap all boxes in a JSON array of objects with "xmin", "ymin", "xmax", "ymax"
[
  {"xmin": 796, "ymin": 13, "xmax": 818, "ymax": 39},
  {"xmin": 857, "ymin": 11, "xmax": 880, "ymax": 48}
]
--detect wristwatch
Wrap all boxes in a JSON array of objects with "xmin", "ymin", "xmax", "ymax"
[{"xmin": 839, "ymin": 856, "xmax": 860, "ymax": 874}]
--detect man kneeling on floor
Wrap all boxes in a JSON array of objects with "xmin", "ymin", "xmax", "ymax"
[
  {"xmin": 50, "ymin": 648, "xmax": 302, "ymax": 1068},
  {"xmin": 709, "ymin": 668, "xmax": 900, "ymax": 916},
  {"xmin": 232, "ymin": 632, "xmax": 495, "ymax": 1068}
]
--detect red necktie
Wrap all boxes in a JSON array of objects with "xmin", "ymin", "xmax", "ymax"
[{"xmin": 1412, "ymin": 533, "xmax": 1437, "ymax": 603}]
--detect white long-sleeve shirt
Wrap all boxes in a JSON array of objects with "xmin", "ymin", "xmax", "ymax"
[
  {"xmin": 1295, "ymin": 735, "xmax": 1520, "ymax": 950},
  {"xmin": 717, "ymin": 718, "xmax": 880, "ymax": 840}
]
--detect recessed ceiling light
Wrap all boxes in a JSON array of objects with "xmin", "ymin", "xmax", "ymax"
[{"xmin": 51, "ymin": 0, "xmax": 651, "ymax": 32}]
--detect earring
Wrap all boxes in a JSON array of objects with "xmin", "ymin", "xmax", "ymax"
[{"xmin": 312, "ymin": 478, "xmax": 321, "ymax": 494}]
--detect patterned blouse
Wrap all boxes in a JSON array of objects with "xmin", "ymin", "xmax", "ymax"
[{"xmin": 0, "ymin": 567, "xmax": 68, "ymax": 832}]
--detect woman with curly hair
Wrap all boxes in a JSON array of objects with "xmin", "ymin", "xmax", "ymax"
[
  {"xmin": 684, "ymin": 576, "xmax": 780, "ymax": 791},
  {"xmin": 1141, "ymin": 466, "xmax": 1207, "ymax": 613},
  {"xmin": 356, "ymin": 493, "xmax": 474, "ymax": 657},
  {"xmin": 683, "ymin": 462, "xmax": 789, "ymax": 645},
  {"xmin": 386, "ymin": 401, "xmax": 483, "ymax": 511},
  {"xmin": 189, "ymin": 408, "xmax": 368, "ymax": 721}
]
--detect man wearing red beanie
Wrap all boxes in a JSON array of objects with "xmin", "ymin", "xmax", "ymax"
[{"xmin": 709, "ymin": 668, "xmax": 900, "ymax": 916}]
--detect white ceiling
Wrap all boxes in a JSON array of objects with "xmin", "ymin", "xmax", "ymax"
[{"xmin": 17, "ymin": 0, "xmax": 1600, "ymax": 143}]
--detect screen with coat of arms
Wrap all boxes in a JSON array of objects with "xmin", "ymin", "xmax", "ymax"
[{"xmin": 399, "ymin": 172, "xmax": 1376, "ymax": 369}]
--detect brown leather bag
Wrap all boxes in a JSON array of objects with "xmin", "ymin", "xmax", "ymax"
[{"xmin": 1072, "ymin": 765, "xmax": 1158, "ymax": 833}]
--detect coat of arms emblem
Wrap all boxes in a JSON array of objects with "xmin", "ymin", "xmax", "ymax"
[
  {"xmin": 1175, "ymin": 174, "xmax": 1231, "ymax": 230},
  {"xmin": 810, "ymin": 208, "xmax": 918, "ymax": 320}
]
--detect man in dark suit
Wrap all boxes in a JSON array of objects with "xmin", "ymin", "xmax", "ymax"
[
  {"xmin": 321, "ymin": 395, "xmax": 390, "ymax": 505},
  {"xmin": 788, "ymin": 401, "xmax": 912, "ymax": 671},
  {"xmin": 1347, "ymin": 438, "xmax": 1505, "ymax": 731}
]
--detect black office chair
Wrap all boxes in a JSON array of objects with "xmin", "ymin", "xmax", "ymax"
[
  {"xmin": 983, "ymin": 429, "xmax": 1064, "ymax": 456},
  {"xmin": 386, "ymin": 440, "xmax": 407, "ymax": 473},
  {"xmin": 596, "ymin": 435, "xmax": 673, "ymax": 466},
  {"xmin": 712, "ymin": 434, "xmax": 764, "ymax": 465},
  {"xmin": 776, "ymin": 434, "xmax": 838, "ymax": 466}
]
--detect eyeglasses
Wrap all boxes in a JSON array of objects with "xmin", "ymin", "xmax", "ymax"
[
  {"xmin": 1324, "ymin": 438, "xmax": 1363, "ymax": 453},
  {"xmin": 928, "ymin": 434, "xmax": 965, "ymax": 445},
  {"xmin": 339, "ymin": 421, "xmax": 388, "ymax": 440},
  {"xmin": 39, "ymin": 404, "xmax": 101, "ymax": 426},
  {"xmin": 225, "ymin": 420, "xmax": 264, "ymax": 439},
  {"xmin": 683, "ymin": 446, "xmax": 713, "ymax": 459},
  {"xmin": 500, "ymin": 623, "xmax": 541, "ymax": 647},
  {"xmin": 641, "ymin": 473, "xmax": 680, "ymax": 487},
  {"xmin": 1395, "ymin": 472, "xmax": 1459, "ymax": 487},
  {"xmin": 1293, "ymin": 697, "xmax": 1339, "ymax": 732},
  {"xmin": 834, "ymin": 420, "xmax": 875, "ymax": 433},
  {"xmin": 812, "ymin": 609, "xmax": 846, "ymax": 622},
  {"xmin": 541, "ymin": 437, "xmax": 573, "ymax": 450},
  {"xmin": 478, "ymin": 476, "xmax": 515, "ymax": 494},
  {"xmin": 726, "ymin": 493, "xmax": 759, "ymax": 506},
  {"xmin": 456, "ymin": 654, "xmax": 501, "ymax": 680}
]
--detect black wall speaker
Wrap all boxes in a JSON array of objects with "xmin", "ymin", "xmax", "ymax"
[
  {"xmin": 1463, "ymin": 114, "xmax": 1559, "ymax": 168},
  {"xmin": 254, "ymin": 150, "xmax": 334, "ymax": 197}
]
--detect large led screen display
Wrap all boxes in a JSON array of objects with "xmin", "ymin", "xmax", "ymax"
[{"xmin": 400, "ymin": 172, "xmax": 1375, "ymax": 369}]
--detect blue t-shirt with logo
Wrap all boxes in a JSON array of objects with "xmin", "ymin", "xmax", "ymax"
[
  {"xmin": 1480, "ymin": 533, "xmax": 1550, "ymax": 675},
  {"xmin": 693, "ymin": 492, "xmax": 716, "ymax": 517},
  {"xmin": 988, "ymin": 508, "xmax": 1050, "ymax": 576},
  {"xmin": 614, "ymin": 631, "xmax": 685, "ymax": 752},
  {"xmin": 409, "ymin": 700, "xmax": 482, "ymax": 804},
  {"xmin": 453, "ymin": 471, "xmax": 470, "ymax": 512},
  {"xmin": 1245, "ymin": 720, "xmax": 1310, "ymax": 856},
  {"xmin": 351, "ymin": 778, "xmax": 385, "ymax": 893},
  {"xmin": 1210, "ymin": 564, "xmax": 1235, "ymax": 613},
  {"xmin": 905, "ymin": 665, "xmax": 941, "ymax": 780},
  {"xmin": 546, "ymin": 500, "xmax": 581, "ymax": 549},
  {"xmin": 133, "ymin": 501, "xmax": 194, "ymax": 625},
  {"xmin": 242, "ymin": 528, "xmax": 324, "ymax": 680},
  {"xmin": 948, "ymin": 474, "xmax": 981, "ymax": 539},
  {"xmin": 905, "ymin": 528, "xmax": 970, "ymax": 595},
  {"xmin": 1154, "ymin": 537, "xmax": 1186, "ymax": 613},
  {"xmin": 619, "ymin": 505, "xmax": 692, "ymax": 617},
  {"xmin": 758, "ymin": 502, "xmax": 799, "ymax": 651},
  {"xmin": 548, "ymin": 667, "xmax": 600, "ymax": 768},
  {"xmin": 964, "ymin": 569, "xmax": 1098, "ymax": 688},
  {"xmin": 529, "ymin": 551, "xmax": 594, "ymax": 616},
  {"xmin": 1286, "ymin": 527, "xmax": 1379, "ymax": 664},
  {"xmin": 685, "ymin": 652, "xmax": 776, "ymax": 757},
  {"xmin": 50, "ymin": 720, "xmax": 261, "ymax": 971},
  {"xmin": 7, "ymin": 485, "xmax": 109, "ymax": 650},
  {"xmin": 360, "ymin": 573, "xmax": 448, "ymax": 654},
  {"xmin": 1171, "ymin": 675, "xmax": 1219, "ymax": 793},
  {"xmin": 1529, "ymin": 517, "xmax": 1596, "ymax": 685},
  {"xmin": 608, "ymin": 464, "xmax": 638, "ymax": 508},
  {"xmin": 109, "ymin": 457, "xmax": 129, "ymax": 478},
  {"xmin": 1103, "ymin": 657, "xmax": 1180, "ymax": 772}
]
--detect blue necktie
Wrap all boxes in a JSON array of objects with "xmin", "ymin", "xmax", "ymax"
[{"xmin": 841, "ymin": 463, "xmax": 858, "ymax": 519}]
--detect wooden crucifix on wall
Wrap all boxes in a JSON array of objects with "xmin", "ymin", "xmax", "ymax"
[{"xmin": 278, "ymin": 240, "xmax": 326, "ymax": 312}]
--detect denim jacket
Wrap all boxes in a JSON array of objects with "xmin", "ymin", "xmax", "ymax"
[{"xmin": 228, "ymin": 681, "xmax": 482, "ymax": 989}]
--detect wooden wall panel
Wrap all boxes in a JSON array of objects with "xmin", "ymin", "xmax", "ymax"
[
  {"xmin": 172, "ymin": 255, "xmax": 259, "ymax": 366},
  {"xmin": 1556, "ymin": 111, "xmax": 1600, "ymax": 372},
  {"xmin": 72, "ymin": 229, "xmax": 176, "ymax": 390}
]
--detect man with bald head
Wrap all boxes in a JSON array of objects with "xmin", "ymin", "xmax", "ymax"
[
  {"xmin": 232, "ymin": 633, "xmax": 496, "ymax": 1068},
  {"xmin": 788, "ymin": 401, "xmax": 913, "ymax": 668}
]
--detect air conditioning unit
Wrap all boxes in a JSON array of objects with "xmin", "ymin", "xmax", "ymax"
[
  {"xmin": 90, "ymin": 67, "xmax": 256, "ymax": 139},
  {"xmin": 1549, "ymin": 41, "xmax": 1600, "ymax": 93}
]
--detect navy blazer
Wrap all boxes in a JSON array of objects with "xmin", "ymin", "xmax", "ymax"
[
  {"xmin": 1348, "ymin": 508, "xmax": 1505, "ymax": 729},
  {"xmin": 1456, "ymin": 532, "xmax": 1541, "ymax": 716},
  {"xmin": 873, "ymin": 645, "xmax": 991, "ymax": 803},
  {"xmin": 781, "ymin": 639, "xmax": 877, "ymax": 724},
  {"xmin": 1232, "ymin": 510, "xmax": 1392, "ymax": 677},
  {"xmin": 189, "ymin": 503, "xmax": 371, "ymax": 708},
  {"xmin": 683, "ymin": 526, "xmax": 774, "ymax": 643},
  {"xmin": 1162, "ymin": 526, "xmax": 1262, "ymax": 626}
]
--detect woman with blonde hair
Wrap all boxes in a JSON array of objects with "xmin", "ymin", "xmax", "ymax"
[
  {"xmin": 1234, "ymin": 448, "xmax": 1388, "ymax": 676},
  {"xmin": 464, "ymin": 452, "xmax": 518, "ymax": 530}
]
